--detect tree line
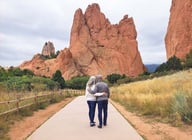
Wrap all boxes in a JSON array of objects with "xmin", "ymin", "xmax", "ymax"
[
  {"xmin": 1, "ymin": 49, "xmax": 192, "ymax": 91},
  {"xmin": 0, "ymin": 68, "xmax": 89, "ymax": 92}
]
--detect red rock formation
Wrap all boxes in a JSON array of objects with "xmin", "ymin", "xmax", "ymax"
[
  {"xmin": 20, "ymin": 3, "xmax": 145, "ymax": 80},
  {"xmin": 165, "ymin": 0, "xmax": 192, "ymax": 59},
  {"xmin": 69, "ymin": 3, "xmax": 145, "ymax": 77},
  {"xmin": 20, "ymin": 50, "xmax": 81, "ymax": 80},
  {"xmin": 42, "ymin": 41, "xmax": 55, "ymax": 56},
  {"xmin": 20, "ymin": 54, "xmax": 57, "ymax": 77}
]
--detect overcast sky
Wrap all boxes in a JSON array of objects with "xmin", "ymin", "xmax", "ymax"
[{"xmin": 0, "ymin": 0, "xmax": 172, "ymax": 67}]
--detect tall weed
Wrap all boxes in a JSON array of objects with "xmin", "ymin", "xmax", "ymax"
[{"xmin": 172, "ymin": 91, "xmax": 192, "ymax": 123}]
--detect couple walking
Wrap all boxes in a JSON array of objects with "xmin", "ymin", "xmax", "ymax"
[{"xmin": 85, "ymin": 75, "xmax": 110, "ymax": 128}]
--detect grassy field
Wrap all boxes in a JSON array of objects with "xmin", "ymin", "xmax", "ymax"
[{"xmin": 110, "ymin": 69, "xmax": 192, "ymax": 126}]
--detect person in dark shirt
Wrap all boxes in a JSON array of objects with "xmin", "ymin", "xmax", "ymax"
[{"xmin": 88, "ymin": 75, "xmax": 110, "ymax": 128}]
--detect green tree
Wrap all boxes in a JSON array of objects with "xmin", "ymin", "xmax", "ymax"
[
  {"xmin": 0, "ymin": 67, "xmax": 8, "ymax": 81},
  {"xmin": 184, "ymin": 49, "xmax": 192, "ymax": 68},
  {"xmin": 155, "ymin": 56, "xmax": 182, "ymax": 72},
  {"xmin": 166, "ymin": 56, "xmax": 182, "ymax": 70},
  {"xmin": 107, "ymin": 73, "xmax": 122, "ymax": 84},
  {"xmin": 65, "ymin": 76, "xmax": 89, "ymax": 89},
  {"xmin": 23, "ymin": 69, "xmax": 34, "ymax": 76},
  {"xmin": 52, "ymin": 70, "xmax": 65, "ymax": 89},
  {"xmin": 155, "ymin": 63, "xmax": 167, "ymax": 72}
]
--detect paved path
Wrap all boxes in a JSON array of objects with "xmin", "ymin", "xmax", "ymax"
[{"xmin": 27, "ymin": 96, "xmax": 143, "ymax": 140}]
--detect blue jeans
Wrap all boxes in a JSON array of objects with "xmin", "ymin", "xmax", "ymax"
[
  {"xmin": 87, "ymin": 101, "xmax": 97, "ymax": 123},
  {"xmin": 97, "ymin": 100, "xmax": 108, "ymax": 126}
]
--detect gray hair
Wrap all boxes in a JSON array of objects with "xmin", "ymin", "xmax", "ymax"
[
  {"xmin": 87, "ymin": 76, "xmax": 96, "ymax": 87},
  {"xmin": 95, "ymin": 74, "xmax": 103, "ymax": 83}
]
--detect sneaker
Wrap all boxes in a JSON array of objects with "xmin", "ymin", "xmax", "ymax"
[
  {"xmin": 97, "ymin": 125, "xmax": 102, "ymax": 128},
  {"xmin": 103, "ymin": 123, "xmax": 107, "ymax": 126},
  {"xmin": 90, "ymin": 123, "xmax": 96, "ymax": 127}
]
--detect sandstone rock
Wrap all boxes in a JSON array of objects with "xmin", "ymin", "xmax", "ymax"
[
  {"xmin": 56, "ymin": 48, "xmax": 82, "ymax": 80},
  {"xmin": 20, "ymin": 3, "xmax": 145, "ymax": 80},
  {"xmin": 20, "ymin": 54, "xmax": 57, "ymax": 77},
  {"xmin": 69, "ymin": 3, "xmax": 145, "ymax": 77},
  {"xmin": 165, "ymin": 0, "xmax": 192, "ymax": 60},
  {"xmin": 20, "ymin": 50, "xmax": 81, "ymax": 80},
  {"xmin": 42, "ymin": 41, "xmax": 55, "ymax": 56}
]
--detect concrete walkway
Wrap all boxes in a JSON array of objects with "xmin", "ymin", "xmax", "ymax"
[{"xmin": 27, "ymin": 96, "xmax": 143, "ymax": 140}]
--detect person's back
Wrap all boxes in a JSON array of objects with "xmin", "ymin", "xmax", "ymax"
[
  {"xmin": 94, "ymin": 81, "xmax": 110, "ymax": 101},
  {"xmin": 93, "ymin": 80, "xmax": 110, "ymax": 128}
]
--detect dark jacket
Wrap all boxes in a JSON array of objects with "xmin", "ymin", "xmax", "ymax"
[{"xmin": 88, "ymin": 82, "xmax": 110, "ymax": 101}]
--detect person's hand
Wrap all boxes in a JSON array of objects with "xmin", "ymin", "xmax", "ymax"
[{"xmin": 103, "ymin": 92, "xmax": 107, "ymax": 97}]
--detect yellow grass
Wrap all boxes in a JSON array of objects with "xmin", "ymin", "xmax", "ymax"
[
  {"xmin": 0, "ymin": 90, "xmax": 83, "ymax": 115},
  {"xmin": 110, "ymin": 69, "xmax": 192, "ymax": 124}
]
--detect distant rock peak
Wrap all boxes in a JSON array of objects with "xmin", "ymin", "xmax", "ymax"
[{"xmin": 42, "ymin": 41, "xmax": 55, "ymax": 56}]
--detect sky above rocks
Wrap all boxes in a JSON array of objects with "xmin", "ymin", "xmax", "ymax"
[{"xmin": 0, "ymin": 0, "xmax": 172, "ymax": 67}]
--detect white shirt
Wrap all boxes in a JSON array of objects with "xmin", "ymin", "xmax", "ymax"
[{"xmin": 85, "ymin": 85, "xmax": 96, "ymax": 101}]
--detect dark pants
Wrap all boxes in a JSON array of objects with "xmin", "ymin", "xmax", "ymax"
[
  {"xmin": 87, "ymin": 101, "xmax": 97, "ymax": 123},
  {"xmin": 97, "ymin": 100, "xmax": 108, "ymax": 126}
]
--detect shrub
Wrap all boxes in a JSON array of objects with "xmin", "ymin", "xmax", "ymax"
[
  {"xmin": 5, "ymin": 77, "xmax": 32, "ymax": 92},
  {"xmin": 155, "ymin": 56, "xmax": 182, "ymax": 72},
  {"xmin": 184, "ymin": 49, "xmax": 192, "ymax": 68},
  {"xmin": 4, "ymin": 76, "xmax": 59, "ymax": 92},
  {"xmin": 107, "ymin": 73, "xmax": 121, "ymax": 84},
  {"xmin": 22, "ymin": 69, "xmax": 34, "ymax": 76},
  {"xmin": 107, "ymin": 73, "xmax": 124, "ymax": 84},
  {"xmin": 155, "ymin": 63, "xmax": 167, "ymax": 72},
  {"xmin": 116, "ymin": 77, "xmax": 132, "ymax": 85},
  {"xmin": 0, "ymin": 68, "xmax": 8, "ymax": 82},
  {"xmin": 52, "ymin": 70, "xmax": 65, "ymax": 89},
  {"xmin": 172, "ymin": 92, "xmax": 192, "ymax": 123},
  {"xmin": 166, "ymin": 56, "xmax": 182, "ymax": 70},
  {"xmin": 65, "ymin": 76, "xmax": 89, "ymax": 89}
]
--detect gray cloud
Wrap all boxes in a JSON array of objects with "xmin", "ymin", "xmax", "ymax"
[{"xmin": 0, "ymin": 0, "xmax": 172, "ymax": 67}]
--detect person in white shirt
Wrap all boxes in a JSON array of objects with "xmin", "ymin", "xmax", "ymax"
[{"xmin": 85, "ymin": 76, "xmax": 97, "ymax": 127}]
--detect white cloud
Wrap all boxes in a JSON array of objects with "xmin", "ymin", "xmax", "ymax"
[{"xmin": 0, "ymin": 0, "xmax": 172, "ymax": 67}]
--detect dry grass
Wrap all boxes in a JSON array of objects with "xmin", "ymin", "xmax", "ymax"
[
  {"xmin": 110, "ymin": 69, "xmax": 192, "ymax": 125},
  {"xmin": 0, "ymin": 90, "xmax": 82, "ymax": 140},
  {"xmin": 0, "ymin": 90, "xmax": 83, "ymax": 115}
]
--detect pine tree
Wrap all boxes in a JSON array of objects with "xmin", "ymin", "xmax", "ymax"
[{"xmin": 52, "ymin": 70, "xmax": 65, "ymax": 89}]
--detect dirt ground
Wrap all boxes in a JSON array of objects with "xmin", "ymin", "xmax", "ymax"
[
  {"xmin": 8, "ymin": 98, "xmax": 73, "ymax": 140},
  {"xmin": 9, "ymin": 98, "xmax": 192, "ymax": 140},
  {"xmin": 110, "ymin": 100, "xmax": 192, "ymax": 140}
]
